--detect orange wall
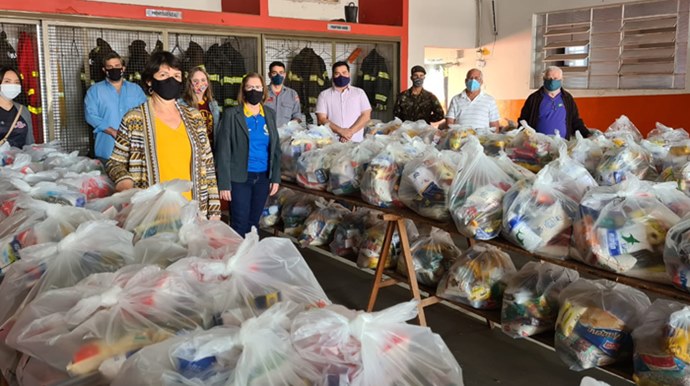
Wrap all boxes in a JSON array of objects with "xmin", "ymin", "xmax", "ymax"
[{"xmin": 497, "ymin": 94, "xmax": 690, "ymax": 135}]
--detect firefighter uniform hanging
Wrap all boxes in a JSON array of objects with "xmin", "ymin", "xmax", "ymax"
[
  {"xmin": 125, "ymin": 39, "xmax": 149, "ymax": 90},
  {"xmin": 286, "ymin": 47, "xmax": 329, "ymax": 124},
  {"xmin": 219, "ymin": 40, "xmax": 246, "ymax": 108},
  {"xmin": 359, "ymin": 48, "xmax": 391, "ymax": 112},
  {"xmin": 17, "ymin": 31, "xmax": 42, "ymax": 143}
]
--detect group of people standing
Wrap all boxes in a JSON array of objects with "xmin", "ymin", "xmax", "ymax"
[{"xmin": 0, "ymin": 48, "xmax": 591, "ymax": 237}]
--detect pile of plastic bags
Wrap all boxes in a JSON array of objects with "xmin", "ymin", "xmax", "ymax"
[
  {"xmin": 396, "ymin": 228, "xmax": 462, "ymax": 287},
  {"xmin": 296, "ymin": 143, "xmax": 347, "ymax": 191},
  {"xmin": 328, "ymin": 136, "xmax": 388, "ymax": 195},
  {"xmin": 280, "ymin": 125, "xmax": 335, "ymax": 181},
  {"xmin": 299, "ymin": 200, "xmax": 349, "ymax": 247},
  {"xmin": 505, "ymin": 122, "xmax": 558, "ymax": 172}
]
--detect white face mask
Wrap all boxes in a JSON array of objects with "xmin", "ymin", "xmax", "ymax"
[{"xmin": 0, "ymin": 84, "xmax": 21, "ymax": 100}]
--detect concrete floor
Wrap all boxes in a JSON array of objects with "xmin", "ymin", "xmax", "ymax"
[{"xmin": 296, "ymin": 244, "xmax": 634, "ymax": 386}]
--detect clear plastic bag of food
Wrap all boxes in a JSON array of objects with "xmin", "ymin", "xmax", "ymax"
[
  {"xmin": 572, "ymin": 177, "xmax": 680, "ymax": 282},
  {"xmin": 298, "ymin": 200, "xmax": 349, "ymax": 247},
  {"xmin": 280, "ymin": 126, "xmax": 336, "ymax": 181},
  {"xmin": 604, "ymin": 115, "xmax": 643, "ymax": 142},
  {"xmin": 665, "ymin": 216, "xmax": 690, "ymax": 292},
  {"xmin": 85, "ymin": 189, "xmax": 139, "ymax": 220},
  {"xmin": 123, "ymin": 180, "xmax": 193, "ymax": 242},
  {"xmin": 328, "ymin": 136, "xmax": 389, "ymax": 196},
  {"xmin": 280, "ymin": 194, "xmax": 317, "ymax": 237},
  {"xmin": 501, "ymin": 262, "xmax": 579, "ymax": 338},
  {"xmin": 436, "ymin": 243, "xmax": 516, "ymax": 309},
  {"xmin": 259, "ymin": 188, "xmax": 296, "ymax": 228},
  {"xmin": 539, "ymin": 142, "xmax": 598, "ymax": 202},
  {"xmin": 436, "ymin": 127, "xmax": 478, "ymax": 151},
  {"xmin": 664, "ymin": 140, "xmax": 690, "ymax": 175},
  {"xmin": 57, "ymin": 171, "xmax": 114, "ymax": 201},
  {"xmin": 6, "ymin": 265, "xmax": 212, "ymax": 376},
  {"xmin": 652, "ymin": 181, "xmax": 690, "ymax": 218},
  {"xmin": 568, "ymin": 131, "xmax": 610, "ymax": 176},
  {"xmin": 356, "ymin": 218, "xmax": 419, "ymax": 270},
  {"xmin": 502, "ymin": 172, "xmax": 578, "ymax": 258},
  {"xmin": 596, "ymin": 136, "xmax": 658, "ymax": 185},
  {"xmin": 554, "ymin": 279, "xmax": 651, "ymax": 371},
  {"xmin": 396, "ymin": 228, "xmax": 462, "ymax": 287},
  {"xmin": 296, "ymin": 143, "xmax": 347, "ymax": 191},
  {"xmin": 168, "ymin": 229, "xmax": 329, "ymax": 325},
  {"xmin": 398, "ymin": 148, "xmax": 461, "ymax": 221},
  {"xmin": 24, "ymin": 181, "xmax": 87, "ymax": 207},
  {"xmin": 178, "ymin": 205, "xmax": 243, "ymax": 260},
  {"xmin": 647, "ymin": 122, "xmax": 689, "ymax": 144},
  {"xmin": 493, "ymin": 151, "xmax": 536, "ymax": 183},
  {"xmin": 360, "ymin": 139, "xmax": 429, "ymax": 208},
  {"xmin": 329, "ymin": 209, "xmax": 372, "ymax": 260},
  {"xmin": 291, "ymin": 300, "xmax": 465, "ymax": 386},
  {"xmin": 448, "ymin": 137, "xmax": 515, "ymax": 239},
  {"xmin": 43, "ymin": 151, "xmax": 104, "ymax": 174},
  {"xmin": 632, "ymin": 299, "xmax": 690, "ymax": 386},
  {"xmin": 505, "ymin": 122, "xmax": 559, "ymax": 173},
  {"xmin": 392, "ymin": 120, "xmax": 440, "ymax": 144},
  {"xmin": 366, "ymin": 117, "xmax": 402, "ymax": 136},
  {"xmin": 21, "ymin": 141, "xmax": 61, "ymax": 162}
]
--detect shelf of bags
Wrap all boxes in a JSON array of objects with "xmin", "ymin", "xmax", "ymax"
[{"xmin": 279, "ymin": 181, "xmax": 690, "ymax": 304}]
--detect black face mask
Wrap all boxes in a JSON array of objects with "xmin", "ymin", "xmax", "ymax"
[
  {"xmin": 105, "ymin": 68, "xmax": 123, "ymax": 81},
  {"xmin": 151, "ymin": 77, "xmax": 182, "ymax": 100},
  {"xmin": 245, "ymin": 89, "xmax": 263, "ymax": 105}
]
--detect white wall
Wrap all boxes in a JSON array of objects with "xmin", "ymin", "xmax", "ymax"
[
  {"xmin": 268, "ymin": 0, "xmax": 358, "ymax": 20},
  {"xmin": 89, "ymin": 0, "xmax": 222, "ymax": 11}
]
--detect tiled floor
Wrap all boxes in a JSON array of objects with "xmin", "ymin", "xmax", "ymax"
[{"xmin": 298, "ymin": 244, "xmax": 634, "ymax": 386}]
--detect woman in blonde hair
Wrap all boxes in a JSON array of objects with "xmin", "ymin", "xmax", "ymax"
[{"xmin": 179, "ymin": 65, "xmax": 220, "ymax": 147}]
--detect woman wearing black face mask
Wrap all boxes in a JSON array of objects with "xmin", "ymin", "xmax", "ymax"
[
  {"xmin": 106, "ymin": 51, "xmax": 221, "ymax": 220},
  {"xmin": 215, "ymin": 72, "xmax": 281, "ymax": 237}
]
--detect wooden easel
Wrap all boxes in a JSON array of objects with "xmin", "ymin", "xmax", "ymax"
[{"xmin": 366, "ymin": 214, "xmax": 440, "ymax": 326}]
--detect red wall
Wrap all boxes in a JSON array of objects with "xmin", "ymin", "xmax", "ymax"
[
  {"xmin": 359, "ymin": 0, "xmax": 403, "ymax": 26},
  {"xmin": 497, "ymin": 94, "xmax": 690, "ymax": 135}
]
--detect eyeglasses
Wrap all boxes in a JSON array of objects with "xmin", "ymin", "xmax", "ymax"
[{"xmin": 245, "ymin": 86, "xmax": 263, "ymax": 91}]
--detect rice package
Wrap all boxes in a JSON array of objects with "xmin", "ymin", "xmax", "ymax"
[
  {"xmin": 568, "ymin": 131, "xmax": 610, "ymax": 175},
  {"xmin": 501, "ymin": 262, "xmax": 579, "ymax": 338},
  {"xmin": 596, "ymin": 137, "xmax": 658, "ymax": 185},
  {"xmin": 396, "ymin": 228, "xmax": 461, "ymax": 287},
  {"xmin": 665, "ymin": 216, "xmax": 690, "ymax": 292},
  {"xmin": 448, "ymin": 137, "xmax": 515, "ymax": 240},
  {"xmin": 280, "ymin": 194, "xmax": 317, "ymax": 237},
  {"xmin": 291, "ymin": 300, "xmax": 465, "ymax": 386},
  {"xmin": 298, "ymin": 200, "xmax": 349, "ymax": 247},
  {"xmin": 296, "ymin": 143, "xmax": 347, "ymax": 191},
  {"xmin": 360, "ymin": 139, "xmax": 428, "ymax": 208},
  {"xmin": 554, "ymin": 279, "xmax": 651, "ymax": 371},
  {"xmin": 436, "ymin": 243, "xmax": 516, "ymax": 310},
  {"xmin": 572, "ymin": 178, "xmax": 680, "ymax": 282},
  {"xmin": 259, "ymin": 188, "xmax": 296, "ymax": 228},
  {"xmin": 502, "ymin": 172, "xmax": 578, "ymax": 258},
  {"xmin": 398, "ymin": 147, "xmax": 462, "ymax": 221},
  {"xmin": 356, "ymin": 218, "xmax": 419, "ymax": 270},
  {"xmin": 633, "ymin": 299, "xmax": 690, "ymax": 386},
  {"xmin": 604, "ymin": 115, "xmax": 643, "ymax": 142},
  {"xmin": 329, "ymin": 209, "xmax": 372, "ymax": 260},
  {"xmin": 123, "ymin": 180, "xmax": 192, "ymax": 242},
  {"xmin": 328, "ymin": 136, "xmax": 388, "ymax": 195},
  {"xmin": 280, "ymin": 126, "xmax": 335, "ymax": 180},
  {"xmin": 505, "ymin": 122, "xmax": 559, "ymax": 172}
]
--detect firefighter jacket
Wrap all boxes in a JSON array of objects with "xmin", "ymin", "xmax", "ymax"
[
  {"xmin": 0, "ymin": 31, "xmax": 17, "ymax": 69},
  {"xmin": 286, "ymin": 47, "xmax": 329, "ymax": 124},
  {"xmin": 17, "ymin": 31, "xmax": 42, "ymax": 143},
  {"xmin": 182, "ymin": 40, "xmax": 205, "ymax": 74},
  {"xmin": 204, "ymin": 43, "xmax": 225, "ymax": 111},
  {"xmin": 358, "ymin": 49, "xmax": 391, "ymax": 112},
  {"xmin": 219, "ymin": 41, "xmax": 246, "ymax": 109},
  {"xmin": 125, "ymin": 39, "xmax": 149, "ymax": 88}
]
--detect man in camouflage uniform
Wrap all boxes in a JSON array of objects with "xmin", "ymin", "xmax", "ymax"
[{"xmin": 393, "ymin": 65, "xmax": 445, "ymax": 124}]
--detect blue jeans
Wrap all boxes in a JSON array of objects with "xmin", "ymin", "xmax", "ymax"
[{"xmin": 230, "ymin": 171, "xmax": 270, "ymax": 237}]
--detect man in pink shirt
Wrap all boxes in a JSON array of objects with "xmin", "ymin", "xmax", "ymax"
[{"xmin": 316, "ymin": 61, "xmax": 372, "ymax": 143}]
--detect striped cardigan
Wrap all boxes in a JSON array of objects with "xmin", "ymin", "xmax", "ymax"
[{"xmin": 106, "ymin": 100, "xmax": 221, "ymax": 218}]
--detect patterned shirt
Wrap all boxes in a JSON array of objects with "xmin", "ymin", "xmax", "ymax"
[
  {"xmin": 197, "ymin": 98, "xmax": 214, "ymax": 147},
  {"xmin": 446, "ymin": 90, "xmax": 500, "ymax": 130},
  {"xmin": 393, "ymin": 88, "xmax": 445, "ymax": 123}
]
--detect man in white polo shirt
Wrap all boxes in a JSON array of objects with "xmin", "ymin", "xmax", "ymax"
[
  {"xmin": 445, "ymin": 68, "xmax": 500, "ymax": 131},
  {"xmin": 316, "ymin": 61, "xmax": 372, "ymax": 143}
]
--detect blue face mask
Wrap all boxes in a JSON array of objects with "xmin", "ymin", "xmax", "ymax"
[
  {"xmin": 544, "ymin": 79, "xmax": 562, "ymax": 91},
  {"xmin": 466, "ymin": 79, "xmax": 480, "ymax": 92},
  {"xmin": 333, "ymin": 76, "xmax": 350, "ymax": 88},
  {"xmin": 271, "ymin": 74, "xmax": 284, "ymax": 86}
]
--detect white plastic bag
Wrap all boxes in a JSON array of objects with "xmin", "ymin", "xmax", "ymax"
[
  {"xmin": 280, "ymin": 194, "xmax": 317, "ymax": 237},
  {"xmin": 296, "ymin": 143, "xmax": 348, "ymax": 191},
  {"xmin": 604, "ymin": 115, "xmax": 643, "ymax": 142},
  {"xmin": 124, "ymin": 180, "xmax": 193, "ymax": 241},
  {"xmin": 501, "ymin": 262, "xmax": 579, "ymax": 338},
  {"xmin": 178, "ymin": 204, "xmax": 242, "ymax": 259},
  {"xmin": 280, "ymin": 126, "xmax": 336, "ymax": 181},
  {"xmin": 505, "ymin": 122, "xmax": 559, "ymax": 173},
  {"xmin": 259, "ymin": 188, "xmax": 295, "ymax": 228},
  {"xmin": 57, "ymin": 170, "xmax": 114, "ymax": 201},
  {"xmin": 568, "ymin": 131, "xmax": 610, "ymax": 175},
  {"xmin": 596, "ymin": 136, "xmax": 657, "ymax": 185},
  {"xmin": 329, "ymin": 209, "xmax": 372, "ymax": 260},
  {"xmin": 356, "ymin": 218, "xmax": 419, "ymax": 270},
  {"xmin": 665, "ymin": 216, "xmax": 690, "ymax": 292},
  {"xmin": 539, "ymin": 142, "xmax": 598, "ymax": 202},
  {"xmin": 396, "ymin": 228, "xmax": 461, "ymax": 287},
  {"xmin": 298, "ymin": 200, "xmax": 349, "ymax": 247},
  {"xmin": 398, "ymin": 148, "xmax": 462, "ymax": 221},
  {"xmin": 554, "ymin": 279, "xmax": 651, "ymax": 371},
  {"xmin": 328, "ymin": 136, "xmax": 388, "ymax": 196},
  {"xmin": 448, "ymin": 137, "xmax": 515, "ymax": 239},
  {"xmin": 436, "ymin": 243, "xmax": 516, "ymax": 309}
]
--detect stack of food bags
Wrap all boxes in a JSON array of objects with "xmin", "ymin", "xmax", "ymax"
[
  {"xmin": 505, "ymin": 122, "xmax": 559, "ymax": 173},
  {"xmin": 436, "ymin": 127, "xmax": 477, "ymax": 151},
  {"xmin": 540, "ymin": 141, "xmax": 598, "ymax": 202},
  {"xmin": 436, "ymin": 243, "xmax": 516, "ymax": 309},
  {"xmin": 448, "ymin": 136, "xmax": 515, "ymax": 240},
  {"xmin": 356, "ymin": 218, "xmax": 418, "ymax": 270},
  {"xmin": 596, "ymin": 135, "xmax": 658, "ymax": 185},
  {"xmin": 396, "ymin": 228, "xmax": 462, "ymax": 287},
  {"xmin": 291, "ymin": 300, "xmax": 465, "ymax": 385},
  {"xmin": 57, "ymin": 170, "xmax": 114, "ymax": 201},
  {"xmin": 299, "ymin": 200, "xmax": 349, "ymax": 247},
  {"xmin": 296, "ymin": 143, "xmax": 348, "ymax": 191},
  {"xmin": 554, "ymin": 279, "xmax": 651, "ymax": 370},
  {"xmin": 328, "ymin": 136, "xmax": 388, "ymax": 195},
  {"xmin": 568, "ymin": 131, "xmax": 610, "ymax": 176},
  {"xmin": 178, "ymin": 205, "xmax": 243, "ymax": 260},
  {"xmin": 632, "ymin": 299, "xmax": 690, "ymax": 386},
  {"xmin": 501, "ymin": 262, "xmax": 579, "ymax": 338},
  {"xmin": 259, "ymin": 188, "xmax": 296, "ymax": 228},
  {"xmin": 360, "ymin": 138, "xmax": 428, "ymax": 208},
  {"xmin": 280, "ymin": 126, "xmax": 335, "ymax": 181},
  {"xmin": 280, "ymin": 194, "xmax": 317, "ymax": 237},
  {"xmin": 493, "ymin": 151, "xmax": 535, "ymax": 183},
  {"xmin": 665, "ymin": 216, "xmax": 690, "ymax": 292},
  {"xmin": 398, "ymin": 147, "xmax": 462, "ymax": 221},
  {"xmin": 502, "ymin": 171, "xmax": 578, "ymax": 259},
  {"xmin": 329, "ymin": 209, "xmax": 372, "ymax": 260},
  {"xmin": 571, "ymin": 177, "xmax": 680, "ymax": 283},
  {"xmin": 392, "ymin": 120, "xmax": 440, "ymax": 144}
]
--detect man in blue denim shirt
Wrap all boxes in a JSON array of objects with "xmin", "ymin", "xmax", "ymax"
[{"xmin": 85, "ymin": 52, "xmax": 147, "ymax": 163}]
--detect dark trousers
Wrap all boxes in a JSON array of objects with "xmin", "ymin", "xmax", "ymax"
[{"xmin": 230, "ymin": 171, "xmax": 270, "ymax": 237}]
